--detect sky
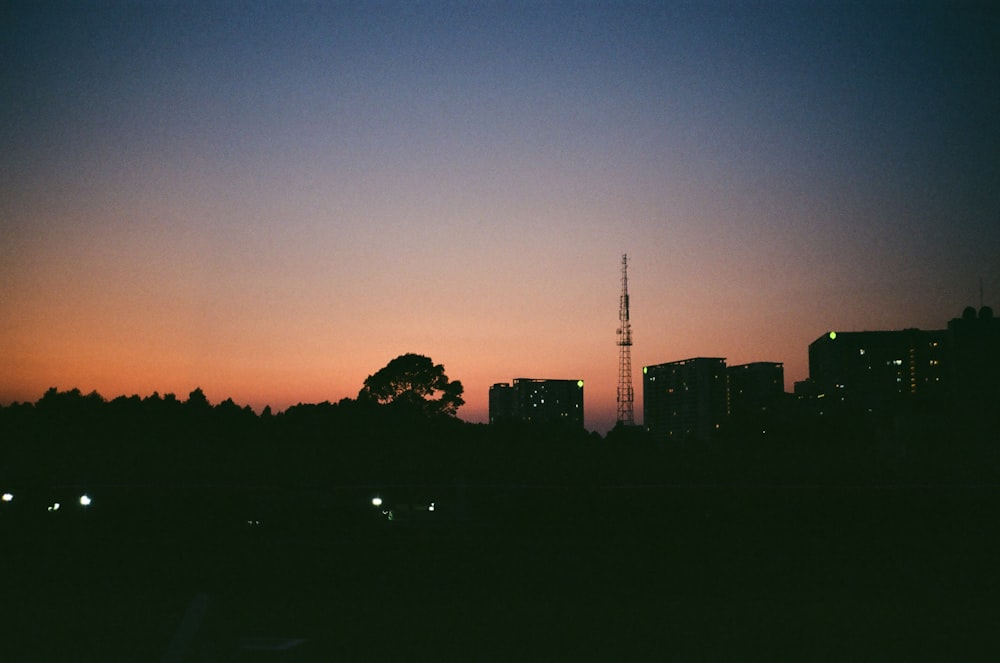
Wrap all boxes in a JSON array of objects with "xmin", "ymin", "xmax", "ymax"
[{"xmin": 2, "ymin": 1, "xmax": 998, "ymax": 432}]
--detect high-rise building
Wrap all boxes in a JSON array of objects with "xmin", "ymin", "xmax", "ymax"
[
  {"xmin": 946, "ymin": 306, "xmax": 1000, "ymax": 415},
  {"xmin": 728, "ymin": 362, "xmax": 784, "ymax": 419},
  {"xmin": 488, "ymin": 382, "xmax": 515, "ymax": 424},
  {"xmin": 642, "ymin": 358, "xmax": 728, "ymax": 441},
  {"xmin": 808, "ymin": 328, "xmax": 948, "ymax": 413},
  {"xmin": 489, "ymin": 378, "xmax": 585, "ymax": 427}
]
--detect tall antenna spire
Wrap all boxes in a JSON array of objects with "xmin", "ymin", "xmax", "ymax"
[{"xmin": 617, "ymin": 254, "xmax": 635, "ymax": 426}]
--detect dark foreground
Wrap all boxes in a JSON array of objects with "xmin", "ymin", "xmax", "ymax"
[{"xmin": 2, "ymin": 484, "xmax": 998, "ymax": 662}]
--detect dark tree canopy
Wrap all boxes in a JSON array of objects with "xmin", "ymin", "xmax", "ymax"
[{"xmin": 359, "ymin": 353, "xmax": 464, "ymax": 417}]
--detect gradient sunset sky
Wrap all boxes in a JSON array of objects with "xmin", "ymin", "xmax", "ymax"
[{"xmin": 3, "ymin": 1, "xmax": 998, "ymax": 432}]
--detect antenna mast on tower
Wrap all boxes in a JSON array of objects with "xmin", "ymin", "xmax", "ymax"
[{"xmin": 616, "ymin": 254, "xmax": 635, "ymax": 426}]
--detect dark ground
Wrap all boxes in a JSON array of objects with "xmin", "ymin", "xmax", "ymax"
[{"xmin": 2, "ymin": 484, "xmax": 998, "ymax": 662}]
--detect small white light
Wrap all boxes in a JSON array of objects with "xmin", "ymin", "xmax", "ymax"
[
  {"xmin": 371, "ymin": 497, "xmax": 383, "ymax": 507},
  {"xmin": 79, "ymin": 494, "xmax": 92, "ymax": 507},
  {"xmin": 428, "ymin": 502, "xmax": 435, "ymax": 512},
  {"xmin": 1, "ymin": 493, "xmax": 12, "ymax": 503},
  {"xmin": 48, "ymin": 502, "xmax": 61, "ymax": 512}
]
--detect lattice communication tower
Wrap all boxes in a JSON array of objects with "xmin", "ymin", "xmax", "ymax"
[{"xmin": 616, "ymin": 254, "xmax": 635, "ymax": 426}]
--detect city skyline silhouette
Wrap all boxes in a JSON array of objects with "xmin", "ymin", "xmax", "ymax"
[{"xmin": 3, "ymin": 3, "xmax": 998, "ymax": 434}]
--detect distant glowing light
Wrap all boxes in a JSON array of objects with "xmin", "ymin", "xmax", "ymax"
[
  {"xmin": 428, "ymin": 502, "xmax": 435, "ymax": 512},
  {"xmin": 79, "ymin": 494, "xmax": 92, "ymax": 507},
  {"xmin": 642, "ymin": 366, "xmax": 648, "ymax": 375},
  {"xmin": 829, "ymin": 331, "xmax": 837, "ymax": 340},
  {"xmin": 371, "ymin": 497, "xmax": 383, "ymax": 507},
  {"xmin": 1, "ymin": 493, "xmax": 12, "ymax": 503},
  {"xmin": 48, "ymin": 502, "xmax": 61, "ymax": 512},
  {"xmin": 577, "ymin": 380, "xmax": 584, "ymax": 388}
]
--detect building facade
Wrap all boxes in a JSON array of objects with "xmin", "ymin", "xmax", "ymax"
[
  {"xmin": 642, "ymin": 358, "xmax": 728, "ymax": 441},
  {"xmin": 489, "ymin": 378, "xmax": 585, "ymax": 427},
  {"xmin": 808, "ymin": 328, "xmax": 949, "ymax": 414},
  {"xmin": 728, "ymin": 361, "xmax": 785, "ymax": 422},
  {"xmin": 488, "ymin": 383, "xmax": 515, "ymax": 424},
  {"xmin": 946, "ymin": 306, "xmax": 1000, "ymax": 416}
]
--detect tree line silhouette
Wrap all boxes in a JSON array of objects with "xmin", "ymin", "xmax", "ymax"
[{"xmin": 1, "ymin": 382, "xmax": 995, "ymax": 497}]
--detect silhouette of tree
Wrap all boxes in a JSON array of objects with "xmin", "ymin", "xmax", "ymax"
[
  {"xmin": 186, "ymin": 387, "xmax": 211, "ymax": 410},
  {"xmin": 358, "ymin": 353, "xmax": 464, "ymax": 417}
]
